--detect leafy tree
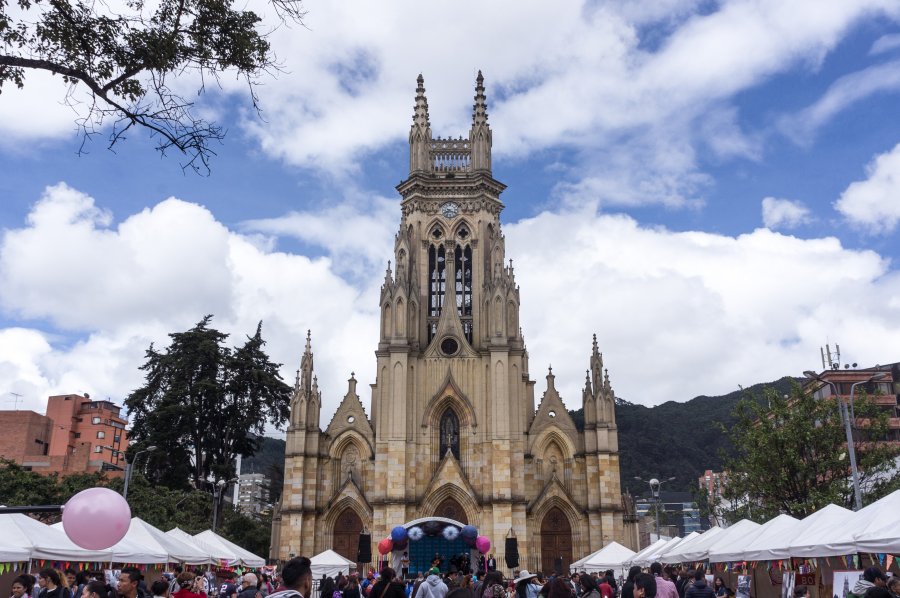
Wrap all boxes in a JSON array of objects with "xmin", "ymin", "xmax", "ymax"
[
  {"xmin": 721, "ymin": 381, "xmax": 899, "ymax": 522},
  {"xmin": 125, "ymin": 316, "xmax": 292, "ymax": 492},
  {"xmin": 0, "ymin": 0, "xmax": 304, "ymax": 171}
]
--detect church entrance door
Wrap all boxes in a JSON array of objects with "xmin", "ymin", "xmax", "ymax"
[
  {"xmin": 540, "ymin": 507, "xmax": 572, "ymax": 575},
  {"xmin": 333, "ymin": 508, "xmax": 363, "ymax": 564},
  {"xmin": 434, "ymin": 497, "xmax": 468, "ymax": 524}
]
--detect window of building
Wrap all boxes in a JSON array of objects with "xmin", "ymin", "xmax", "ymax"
[
  {"xmin": 97, "ymin": 431, "xmax": 105, "ymax": 439},
  {"xmin": 92, "ymin": 416, "xmax": 101, "ymax": 424},
  {"xmin": 439, "ymin": 408, "xmax": 460, "ymax": 460},
  {"xmin": 114, "ymin": 435, "xmax": 121, "ymax": 442},
  {"xmin": 428, "ymin": 244, "xmax": 447, "ymax": 342},
  {"xmin": 94, "ymin": 446, "xmax": 102, "ymax": 453},
  {"xmin": 454, "ymin": 244, "xmax": 473, "ymax": 343}
]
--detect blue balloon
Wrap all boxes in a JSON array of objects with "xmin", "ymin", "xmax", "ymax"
[
  {"xmin": 461, "ymin": 524, "xmax": 478, "ymax": 539},
  {"xmin": 391, "ymin": 525, "xmax": 408, "ymax": 542}
]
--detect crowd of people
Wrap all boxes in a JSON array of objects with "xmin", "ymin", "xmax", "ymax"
[{"xmin": 6, "ymin": 557, "xmax": 899, "ymax": 598}]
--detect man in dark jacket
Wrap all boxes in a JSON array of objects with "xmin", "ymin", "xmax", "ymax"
[
  {"xmin": 684, "ymin": 572, "xmax": 714, "ymax": 598},
  {"xmin": 239, "ymin": 575, "xmax": 261, "ymax": 598}
]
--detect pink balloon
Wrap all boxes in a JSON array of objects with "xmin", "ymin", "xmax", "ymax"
[
  {"xmin": 475, "ymin": 535, "xmax": 491, "ymax": 554},
  {"xmin": 63, "ymin": 488, "xmax": 132, "ymax": 550}
]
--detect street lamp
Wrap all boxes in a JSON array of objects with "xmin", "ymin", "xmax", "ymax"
[
  {"xmin": 803, "ymin": 371, "xmax": 886, "ymax": 511},
  {"xmin": 211, "ymin": 477, "xmax": 238, "ymax": 533},
  {"xmin": 635, "ymin": 476, "xmax": 675, "ymax": 540},
  {"xmin": 102, "ymin": 445, "xmax": 157, "ymax": 501}
]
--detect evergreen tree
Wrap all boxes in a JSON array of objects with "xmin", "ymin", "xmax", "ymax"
[{"xmin": 125, "ymin": 316, "xmax": 292, "ymax": 491}]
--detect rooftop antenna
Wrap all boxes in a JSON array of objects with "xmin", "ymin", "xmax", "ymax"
[
  {"xmin": 821, "ymin": 343, "xmax": 841, "ymax": 370},
  {"xmin": 7, "ymin": 392, "xmax": 23, "ymax": 410}
]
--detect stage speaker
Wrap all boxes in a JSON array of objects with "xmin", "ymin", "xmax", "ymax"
[
  {"xmin": 358, "ymin": 533, "xmax": 372, "ymax": 563},
  {"xmin": 504, "ymin": 537, "xmax": 519, "ymax": 568}
]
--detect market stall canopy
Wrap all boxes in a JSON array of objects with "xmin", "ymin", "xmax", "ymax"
[
  {"xmin": 51, "ymin": 520, "xmax": 168, "ymax": 564},
  {"xmin": 194, "ymin": 530, "xmax": 265, "ymax": 567},
  {"xmin": 573, "ymin": 541, "xmax": 636, "ymax": 573},
  {"xmin": 625, "ymin": 538, "xmax": 670, "ymax": 568},
  {"xmin": 310, "ymin": 549, "xmax": 356, "ymax": 579},
  {"xmin": 661, "ymin": 527, "xmax": 723, "ymax": 563},
  {"xmin": 637, "ymin": 534, "xmax": 694, "ymax": 567},
  {"xmin": 4, "ymin": 513, "xmax": 112, "ymax": 561},
  {"xmin": 708, "ymin": 514, "xmax": 799, "ymax": 563},
  {"xmin": 690, "ymin": 520, "xmax": 759, "ymax": 563},
  {"xmin": 851, "ymin": 489, "xmax": 900, "ymax": 555},
  {"xmin": 791, "ymin": 495, "xmax": 885, "ymax": 557},
  {"xmin": 767, "ymin": 504, "xmax": 852, "ymax": 560},
  {"xmin": 168, "ymin": 528, "xmax": 236, "ymax": 565},
  {"xmin": 124, "ymin": 518, "xmax": 212, "ymax": 564}
]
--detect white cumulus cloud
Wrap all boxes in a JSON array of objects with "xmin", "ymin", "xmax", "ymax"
[
  {"xmin": 3, "ymin": 183, "xmax": 900, "ymax": 424},
  {"xmin": 762, "ymin": 196, "xmax": 812, "ymax": 229},
  {"xmin": 834, "ymin": 143, "xmax": 900, "ymax": 234}
]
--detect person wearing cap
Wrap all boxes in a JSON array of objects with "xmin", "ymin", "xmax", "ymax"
[
  {"xmin": 851, "ymin": 568, "xmax": 888, "ymax": 598},
  {"xmin": 513, "ymin": 572, "xmax": 539, "ymax": 598},
  {"xmin": 415, "ymin": 569, "xmax": 448, "ymax": 598}
]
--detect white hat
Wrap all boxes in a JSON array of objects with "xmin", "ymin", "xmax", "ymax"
[{"xmin": 514, "ymin": 571, "xmax": 538, "ymax": 584}]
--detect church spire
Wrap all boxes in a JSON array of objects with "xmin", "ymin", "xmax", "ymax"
[
  {"xmin": 469, "ymin": 70, "xmax": 492, "ymax": 173},
  {"xmin": 409, "ymin": 74, "xmax": 432, "ymax": 174},
  {"xmin": 590, "ymin": 333, "xmax": 603, "ymax": 398},
  {"xmin": 298, "ymin": 330, "xmax": 314, "ymax": 394}
]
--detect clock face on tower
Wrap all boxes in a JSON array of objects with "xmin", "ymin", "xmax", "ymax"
[{"xmin": 441, "ymin": 202, "xmax": 460, "ymax": 218}]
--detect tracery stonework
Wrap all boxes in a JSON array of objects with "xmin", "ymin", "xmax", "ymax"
[{"xmin": 270, "ymin": 72, "xmax": 638, "ymax": 570}]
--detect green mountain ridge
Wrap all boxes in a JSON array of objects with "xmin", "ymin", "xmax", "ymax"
[{"xmin": 248, "ymin": 377, "xmax": 799, "ymax": 500}]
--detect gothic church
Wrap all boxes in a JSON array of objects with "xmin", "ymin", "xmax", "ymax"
[{"xmin": 271, "ymin": 73, "xmax": 637, "ymax": 573}]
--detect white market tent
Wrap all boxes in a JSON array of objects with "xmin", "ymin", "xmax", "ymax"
[
  {"xmin": 625, "ymin": 538, "xmax": 669, "ymax": 568},
  {"xmin": 1, "ymin": 514, "xmax": 111, "ymax": 562},
  {"xmin": 51, "ymin": 520, "xmax": 168, "ymax": 564},
  {"xmin": 680, "ymin": 519, "xmax": 760, "ymax": 563},
  {"xmin": 571, "ymin": 541, "xmax": 636, "ymax": 573},
  {"xmin": 852, "ymin": 489, "xmax": 900, "ymax": 555},
  {"xmin": 708, "ymin": 514, "xmax": 799, "ymax": 563},
  {"xmin": 194, "ymin": 530, "xmax": 265, "ymax": 567},
  {"xmin": 789, "ymin": 500, "xmax": 872, "ymax": 557},
  {"xmin": 123, "ymin": 518, "xmax": 212, "ymax": 564},
  {"xmin": 168, "ymin": 527, "xmax": 238, "ymax": 566},
  {"xmin": 660, "ymin": 527, "xmax": 724, "ymax": 563},
  {"xmin": 760, "ymin": 504, "xmax": 852, "ymax": 561},
  {"xmin": 310, "ymin": 549, "xmax": 355, "ymax": 579},
  {"xmin": 636, "ymin": 534, "xmax": 693, "ymax": 567}
]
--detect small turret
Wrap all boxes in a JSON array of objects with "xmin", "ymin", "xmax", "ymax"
[
  {"xmin": 409, "ymin": 74, "xmax": 432, "ymax": 174},
  {"xmin": 469, "ymin": 70, "xmax": 492, "ymax": 173}
]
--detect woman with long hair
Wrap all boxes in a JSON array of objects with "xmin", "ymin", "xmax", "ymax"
[
  {"xmin": 713, "ymin": 578, "xmax": 727, "ymax": 598},
  {"xmin": 10, "ymin": 576, "xmax": 32, "ymax": 598}
]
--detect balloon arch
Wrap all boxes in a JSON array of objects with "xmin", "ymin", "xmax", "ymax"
[{"xmin": 376, "ymin": 517, "xmax": 491, "ymax": 575}]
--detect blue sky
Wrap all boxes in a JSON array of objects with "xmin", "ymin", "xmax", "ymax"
[{"xmin": 1, "ymin": 0, "xmax": 900, "ymax": 423}]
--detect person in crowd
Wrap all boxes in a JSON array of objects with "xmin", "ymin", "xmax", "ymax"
[
  {"xmin": 168, "ymin": 569, "xmax": 184, "ymax": 596},
  {"xmin": 220, "ymin": 573, "xmax": 240, "ymax": 598},
  {"xmin": 886, "ymin": 577, "xmax": 900, "ymax": 598},
  {"xmin": 621, "ymin": 567, "xmax": 641, "ymax": 598},
  {"xmin": 173, "ymin": 573, "xmax": 205, "ymax": 598},
  {"xmin": 53, "ymin": 571, "xmax": 71, "ymax": 598},
  {"xmin": 863, "ymin": 589, "xmax": 892, "ymax": 598},
  {"xmin": 11, "ymin": 576, "xmax": 32, "ymax": 598},
  {"xmin": 64, "ymin": 572, "xmax": 77, "ymax": 594},
  {"xmin": 579, "ymin": 575, "xmax": 601, "ymax": 598},
  {"xmin": 650, "ymin": 564, "xmax": 676, "ymax": 598},
  {"xmin": 711, "ymin": 579, "xmax": 726, "ymax": 598},
  {"xmin": 82, "ymin": 582, "xmax": 110, "ymax": 598},
  {"xmin": 400, "ymin": 555, "xmax": 410, "ymax": 581},
  {"xmin": 634, "ymin": 576, "xmax": 656, "ymax": 598},
  {"xmin": 319, "ymin": 579, "xmax": 336, "ymax": 598},
  {"xmin": 479, "ymin": 572, "xmax": 505, "ymax": 598},
  {"xmin": 683, "ymin": 572, "xmax": 712, "ymax": 598},
  {"xmin": 417, "ymin": 569, "xmax": 449, "ymax": 598},
  {"xmin": 603, "ymin": 572, "xmax": 617, "ymax": 598},
  {"xmin": 568, "ymin": 575, "xmax": 581, "ymax": 598},
  {"xmin": 411, "ymin": 574, "xmax": 425, "ymax": 598},
  {"xmin": 38, "ymin": 569, "xmax": 67, "ymax": 598},
  {"xmin": 118, "ymin": 568, "xmax": 150, "ymax": 598},
  {"xmin": 545, "ymin": 578, "xmax": 572, "ymax": 598},
  {"xmin": 793, "ymin": 587, "xmax": 808, "ymax": 598},
  {"xmin": 268, "ymin": 557, "xmax": 313, "ymax": 598},
  {"xmin": 852, "ymin": 568, "xmax": 888, "ymax": 598},
  {"xmin": 239, "ymin": 575, "xmax": 261, "ymax": 598},
  {"xmin": 152, "ymin": 580, "xmax": 172, "ymax": 598},
  {"xmin": 446, "ymin": 588, "xmax": 473, "ymax": 598},
  {"xmin": 526, "ymin": 575, "xmax": 543, "ymax": 598},
  {"xmin": 73, "ymin": 572, "xmax": 90, "ymax": 598},
  {"xmin": 598, "ymin": 577, "xmax": 613, "ymax": 598},
  {"xmin": 344, "ymin": 578, "xmax": 361, "ymax": 598},
  {"xmin": 370, "ymin": 569, "xmax": 406, "ymax": 598}
]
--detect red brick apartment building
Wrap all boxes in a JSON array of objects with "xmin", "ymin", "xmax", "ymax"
[{"xmin": 0, "ymin": 393, "xmax": 129, "ymax": 475}]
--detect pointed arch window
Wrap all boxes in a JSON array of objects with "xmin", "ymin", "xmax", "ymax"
[
  {"xmin": 428, "ymin": 244, "xmax": 447, "ymax": 343},
  {"xmin": 439, "ymin": 408, "xmax": 460, "ymax": 460},
  {"xmin": 454, "ymin": 244, "xmax": 473, "ymax": 343}
]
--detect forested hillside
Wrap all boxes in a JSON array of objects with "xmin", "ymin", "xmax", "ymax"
[{"xmin": 569, "ymin": 376, "xmax": 797, "ymax": 496}]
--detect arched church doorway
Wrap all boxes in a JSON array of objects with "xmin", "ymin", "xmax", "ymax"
[
  {"xmin": 434, "ymin": 497, "xmax": 468, "ymax": 524},
  {"xmin": 332, "ymin": 508, "xmax": 363, "ymax": 563},
  {"xmin": 540, "ymin": 507, "xmax": 572, "ymax": 575}
]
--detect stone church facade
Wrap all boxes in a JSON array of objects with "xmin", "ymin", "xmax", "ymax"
[{"xmin": 271, "ymin": 73, "xmax": 638, "ymax": 573}]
